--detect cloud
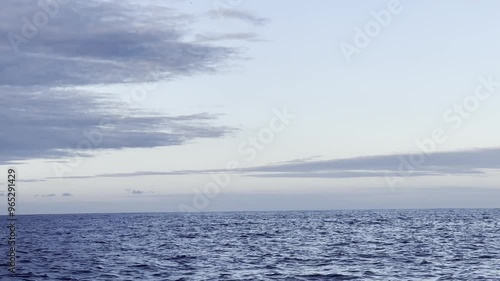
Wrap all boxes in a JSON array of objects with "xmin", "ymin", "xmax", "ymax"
[
  {"xmin": 1, "ymin": 0, "xmax": 238, "ymax": 87},
  {"xmin": 18, "ymin": 179, "xmax": 47, "ymax": 183},
  {"xmin": 207, "ymin": 9, "xmax": 269, "ymax": 26},
  {"xmin": 268, "ymin": 155, "xmax": 323, "ymax": 165},
  {"xmin": 42, "ymin": 147, "xmax": 500, "ymax": 181},
  {"xmin": 126, "ymin": 189, "xmax": 152, "ymax": 195},
  {"xmin": 48, "ymin": 170, "xmax": 192, "ymax": 180},
  {"xmin": 36, "ymin": 193, "xmax": 56, "ymax": 197},
  {"xmin": 0, "ymin": 0, "xmax": 257, "ymax": 164},
  {"xmin": 195, "ymin": 32, "xmax": 261, "ymax": 43},
  {"xmin": 249, "ymin": 171, "xmax": 442, "ymax": 179},
  {"xmin": 241, "ymin": 147, "xmax": 500, "ymax": 178},
  {"xmin": 62, "ymin": 193, "xmax": 72, "ymax": 197},
  {"xmin": 0, "ymin": 89, "xmax": 234, "ymax": 164}
]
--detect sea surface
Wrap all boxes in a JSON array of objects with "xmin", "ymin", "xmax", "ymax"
[{"xmin": 1, "ymin": 209, "xmax": 499, "ymax": 280}]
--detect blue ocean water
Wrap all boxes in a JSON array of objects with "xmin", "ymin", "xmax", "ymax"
[{"xmin": 1, "ymin": 209, "xmax": 499, "ymax": 280}]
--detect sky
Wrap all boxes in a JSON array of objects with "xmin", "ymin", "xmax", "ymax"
[{"xmin": 2, "ymin": 0, "xmax": 500, "ymax": 214}]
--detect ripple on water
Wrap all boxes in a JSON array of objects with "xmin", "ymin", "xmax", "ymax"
[{"xmin": 0, "ymin": 209, "xmax": 499, "ymax": 280}]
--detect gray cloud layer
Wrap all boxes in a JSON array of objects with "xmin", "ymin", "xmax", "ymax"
[
  {"xmin": 196, "ymin": 32, "xmax": 261, "ymax": 43},
  {"xmin": 125, "ymin": 189, "xmax": 153, "ymax": 195},
  {"xmin": 2, "ymin": 0, "xmax": 238, "ymax": 86},
  {"xmin": 243, "ymin": 147, "xmax": 500, "ymax": 178},
  {"xmin": 1, "ymin": 0, "xmax": 256, "ymax": 164},
  {"xmin": 0, "ymin": 88, "xmax": 234, "ymax": 164},
  {"xmin": 30, "ymin": 147, "xmax": 500, "ymax": 181},
  {"xmin": 206, "ymin": 9, "xmax": 269, "ymax": 26}
]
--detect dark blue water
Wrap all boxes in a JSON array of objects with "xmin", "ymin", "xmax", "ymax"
[{"xmin": 1, "ymin": 209, "xmax": 499, "ymax": 280}]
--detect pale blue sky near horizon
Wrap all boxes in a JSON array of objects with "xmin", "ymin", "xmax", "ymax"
[{"xmin": 1, "ymin": 0, "xmax": 500, "ymax": 214}]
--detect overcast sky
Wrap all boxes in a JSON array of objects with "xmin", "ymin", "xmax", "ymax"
[{"xmin": 2, "ymin": 0, "xmax": 500, "ymax": 214}]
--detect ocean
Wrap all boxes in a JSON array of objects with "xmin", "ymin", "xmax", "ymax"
[{"xmin": 1, "ymin": 209, "xmax": 499, "ymax": 280}]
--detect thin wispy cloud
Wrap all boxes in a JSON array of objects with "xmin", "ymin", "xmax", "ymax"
[
  {"xmin": 126, "ymin": 189, "xmax": 153, "ymax": 195},
  {"xmin": 35, "ymin": 194, "xmax": 57, "ymax": 197},
  {"xmin": 206, "ymin": 9, "xmax": 269, "ymax": 26},
  {"xmin": 195, "ymin": 32, "xmax": 262, "ymax": 43},
  {"xmin": 33, "ymin": 147, "xmax": 500, "ymax": 181},
  {"xmin": 242, "ymin": 148, "xmax": 500, "ymax": 178}
]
